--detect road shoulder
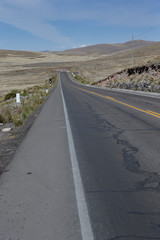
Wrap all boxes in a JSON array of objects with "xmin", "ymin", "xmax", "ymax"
[{"xmin": 0, "ymin": 80, "xmax": 82, "ymax": 240}]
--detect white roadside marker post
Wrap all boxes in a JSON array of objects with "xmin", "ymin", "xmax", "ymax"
[
  {"xmin": 16, "ymin": 93, "xmax": 21, "ymax": 104},
  {"xmin": 46, "ymin": 88, "xmax": 49, "ymax": 94}
]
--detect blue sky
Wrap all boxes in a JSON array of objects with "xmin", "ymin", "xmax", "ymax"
[{"xmin": 0, "ymin": 0, "xmax": 160, "ymax": 51}]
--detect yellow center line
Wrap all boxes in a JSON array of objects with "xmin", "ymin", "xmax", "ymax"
[
  {"xmin": 73, "ymin": 86, "xmax": 160, "ymax": 119},
  {"xmin": 146, "ymin": 110, "xmax": 160, "ymax": 116}
]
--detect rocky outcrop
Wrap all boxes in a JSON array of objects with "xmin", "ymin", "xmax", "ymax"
[{"xmin": 92, "ymin": 63, "xmax": 160, "ymax": 92}]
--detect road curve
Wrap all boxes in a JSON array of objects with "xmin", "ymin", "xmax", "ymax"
[{"xmin": 61, "ymin": 71, "xmax": 160, "ymax": 240}]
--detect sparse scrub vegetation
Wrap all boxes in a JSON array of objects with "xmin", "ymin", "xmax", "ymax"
[
  {"xmin": 0, "ymin": 76, "xmax": 57, "ymax": 126},
  {"xmin": 4, "ymin": 90, "xmax": 19, "ymax": 101},
  {"xmin": 0, "ymin": 107, "xmax": 13, "ymax": 123},
  {"xmin": 73, "ymin": 74, "xmax": 90, "ymax": 85}
]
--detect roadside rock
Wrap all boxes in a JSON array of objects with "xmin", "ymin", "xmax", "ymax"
[{"xmin": 2, "ymin": 128, "xmax": 12, "ymax": 132}]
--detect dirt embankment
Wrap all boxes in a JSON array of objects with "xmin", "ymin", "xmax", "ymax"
[{"xmin": 92, "ymin": 63, "xmax": 160, "ymax": 92}]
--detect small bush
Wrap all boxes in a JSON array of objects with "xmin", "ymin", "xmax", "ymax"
[
  {"xmin": 0, "ymin": 113, "xmax": 5, "ymax": 123},
  {"xmin": 4, "ymin": 109, "xmax": 12, "ymax": 123},
  {"xmin": 21, "ymin": 111, "xmax": 27, "ymax": 120},
  {"xmin": 74, "ymin": 75, "xmax": 90, "ymax": 84},
  {"xmin": 13, "ymin": 118, "xmax": 23, "ymax": 127},
  {"xmin": 0, "ymin": 108, "xmax": 12, "ymax": 123},
  {"xmin": 23, "ymin": 105, "xmax": 32, "ymax": 115},
  {"xmin": 5, "ymin": 90, "xmax": 18, "ymax": 101},
  {"xmin": 22, "ymin": 89, "xmax": 28, "ymax": 96}
]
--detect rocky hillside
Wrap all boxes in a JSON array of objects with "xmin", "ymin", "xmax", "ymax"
[{"xmin": 92, "ymin": 61, "xmax": 160, "ymax": 92}]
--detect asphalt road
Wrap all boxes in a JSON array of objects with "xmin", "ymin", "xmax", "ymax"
[
  {"xmin": 1, "ymin": 71, "xmax": 160, "ymax": 240},
  {"xmin": 61, "ymin": 72, "xmax": 160, "ymax": 240}
]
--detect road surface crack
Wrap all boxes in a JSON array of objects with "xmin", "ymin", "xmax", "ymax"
[
  {"xmin": 113, "ymin": 129, "xmax": 160, "ymax": 192},
  {"xmin": 94, "ymin": 112, "xmax": 160, "ymax": 193}
]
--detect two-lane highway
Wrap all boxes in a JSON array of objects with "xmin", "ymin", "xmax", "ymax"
[
  {"xmin": 61, "ymin": 71, "xmax": 160, "ymax": 239},
  {"xmin": 1, "ymin": 71, "xmax": 160, "ymax": 240}
]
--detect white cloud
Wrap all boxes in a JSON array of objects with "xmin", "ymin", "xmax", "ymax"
[{"xmin": 80, "ymin": 45, "xmax": 87, "ymax": 48}]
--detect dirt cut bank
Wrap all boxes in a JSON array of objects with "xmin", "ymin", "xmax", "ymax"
[{"xmin": 92, "ymin": 62, "xmax": 160, "ymax": 92}]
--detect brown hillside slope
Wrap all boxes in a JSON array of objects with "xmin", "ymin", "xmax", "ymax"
[
  {"xmin": 57, "ymin": 40, "xmax": 155, "ymax": 56},
  {"xmin": 0, "ymin": 41, "xmax": 159, "ymax": 95},
  {"xmin": 72, "ymin": 42, "xmax": 160, "ymax": 82}
]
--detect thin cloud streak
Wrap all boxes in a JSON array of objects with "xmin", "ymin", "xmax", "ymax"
[
  {"xmin": 1, "ymin": 0, "xmax": 160, "ymax": 29},
  {"xmin": 0, "ymin": 0, "xmax": 73, "ymax": 46}
]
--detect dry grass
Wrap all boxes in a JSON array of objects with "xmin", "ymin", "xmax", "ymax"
[
  {"xmin": 0, "ymin": 77, "xmax": 56, "ymax": 126},
  {"xmin": 71, "ymin": 42, "xmax": 160, "ymax": 83},
  {"xmin": 0, "ymin": 49, "xmax": 97, "ymax": 97},
  {"xmin": 1, "ymin": 41, "xmax": 160, "ymax": 96}
]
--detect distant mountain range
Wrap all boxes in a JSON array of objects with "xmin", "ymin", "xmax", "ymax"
[{"xmin": 54, "ymin": 40, "xmax": 156, "ymax": 56}]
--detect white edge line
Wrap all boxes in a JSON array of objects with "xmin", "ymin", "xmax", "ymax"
[{"xmin": 59, "ymin": 73, "xmax": 94, "ymax": 240}]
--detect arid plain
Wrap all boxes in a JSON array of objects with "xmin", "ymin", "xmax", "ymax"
[{"xmin": 0, "ymin": 40, "xmax": 160, "ymax": 96}]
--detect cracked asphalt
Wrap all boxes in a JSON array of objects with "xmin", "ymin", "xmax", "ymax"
[{"xmin": 61, "ymin": 72, "xmax": 160, "ymax": 239}]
